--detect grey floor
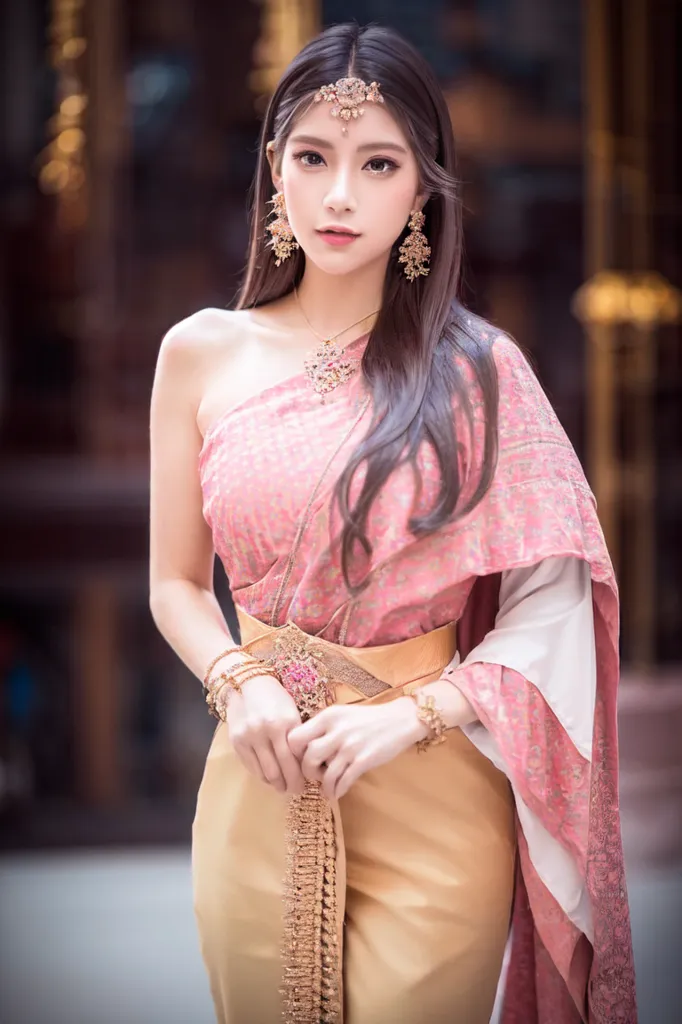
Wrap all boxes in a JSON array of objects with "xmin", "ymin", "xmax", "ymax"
[{"xmin": 0, "ymin": 848, "xmax": 680, "ymax": 1024}]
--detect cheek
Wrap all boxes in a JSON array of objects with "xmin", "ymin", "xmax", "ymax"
[
  {"xmin": 365, "ymin": 180, "xmax": 417, "ymax": 242},
  {"xmin": 281, "ymin": 168, "xmax": 315, "ymax": 234}
]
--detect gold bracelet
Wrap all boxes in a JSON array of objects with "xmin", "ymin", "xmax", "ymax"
[
  {"xmin": 205, "ymin": 664, "xmax": 281, "ymax": 721},
  {"xmin": 207, "ymin": 667, "xmax": 277, "ymax": 721},
  {"xmin": 203, "ymin": 645, "xmax": 248, "ymax": 689},
  {"xmin": 205, "ymin": 659, "xmax": 279, "ymax": 697},
  {"xmin": 202, "ymin": 652, "xmax": 259, "ymax": 703},
  {"xmin": 206, "ymin": 676, "xmax": 244, "ymax": 721},
  {"xmin": 409, "ymin": 693, "xmax": 448, "ymax": 753},
  {"xmin": 205, "ymin": 678, "xmax": 232, "ymax": 720}
]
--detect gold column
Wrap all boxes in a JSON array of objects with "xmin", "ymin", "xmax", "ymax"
[
  {"xmin": 250, "ymin": 0, "xmax": 320, "ymax": 105},
  {"xmin": 72, "ymin": 580, "xmax": 122, "ymax": 804},
  {"xmin": 38, "ymin": 0, "xmax": 89, "ymax": 230},
  {"xmin": 624, "ymin": 0, "xmax": 655, "ymax": 667},
  {"xmin": 580, "ymin": 0, "xmax": 618, "ymax": 568},
  {"xmin": 70, "ymin": 0, "xmax": 126, "ymax": 805},
  {"xmin": 576, "ymin": 0, "xmax": 681, "ymax": 669},
  {"xmin": 81, "ymin": 0, "xmax": 127, "ymax": 457}
]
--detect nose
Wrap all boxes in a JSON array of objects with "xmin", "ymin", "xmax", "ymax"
[{"xmin": 323, "ymin": 166, "xmax": 357, "ymax": 215}]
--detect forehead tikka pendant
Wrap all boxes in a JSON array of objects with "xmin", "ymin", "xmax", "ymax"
[{"xmin": 313, "ymin": 76, "xmax": 384, "ymax": 135}]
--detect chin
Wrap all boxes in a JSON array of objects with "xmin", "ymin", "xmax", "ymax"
[{"xmin": 302, "ymin": 239, "xmax": 383, "ymax": 278}]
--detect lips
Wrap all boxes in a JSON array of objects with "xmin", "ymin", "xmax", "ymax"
[
  {"xmin": 316, "ymin": 227, "xmax": 360, "ymax": 247},
  {"xmin": 317, "ymin": 226, "xmax": 359, "ymax": 237}
]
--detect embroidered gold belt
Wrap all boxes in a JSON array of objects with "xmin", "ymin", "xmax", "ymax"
[{"xmin": 236, "ymin": 606, "xmax": 458, "ymax": 1024}]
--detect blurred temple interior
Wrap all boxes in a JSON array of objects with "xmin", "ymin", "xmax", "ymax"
[{"xmin": 0, "ymin": 0, "xmax": 680, "ymax": 886}]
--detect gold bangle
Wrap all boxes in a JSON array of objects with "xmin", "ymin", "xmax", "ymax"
[
  {"xmin": 205, "ymin": 660, "xmax": 274, "ymax": 695},
  {"xmin": 225, "ymin": 659, "xmax": 266, "ymax": 680},
  {"xmin": 226, "ymin": 658, "xmax": 282, "ymax": 684},
  {"xmin": 205, "ymin": 665, "xmax": 281, "ymax": 721},
  {"xmin": 205, "ymin": 673, "xmax": 244, "ymax": 721},
  {"xmin": 409, "ymin": 693, "xmax": 448, "ymax": 753},
  {"xmin": 205, "ymin": 679, "xmax": 232, "ymax": 720},
  {"xmin": 203, "ymin": 645, "xmax": 247, "ymax": 688},
  {"xmin": 205, "ymin": 660, "xmax": 278, "ymax": 699},
  {"xmin": 202, "ymin": 653, "xmax": 260, "ymax": 702}
]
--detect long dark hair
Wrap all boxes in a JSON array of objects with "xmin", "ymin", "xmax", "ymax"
[{"xmin": 237, "ymin": 22, "xmax": 500, "ymax": 595}]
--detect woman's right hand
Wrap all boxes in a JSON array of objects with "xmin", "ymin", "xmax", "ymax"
[{"xmin": 217, "ymin": 672, "xmax": 307, "ymax": 795}]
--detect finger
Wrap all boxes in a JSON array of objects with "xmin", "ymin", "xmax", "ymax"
[
  {"xmin": 301, "ymin": 735, "xmax": 340, "ymax": 783},
  {"xmin": 320, "ymin": 752, "xmax": 350, "ymax": 802},
  {"xmin": 272, "ymin": 734, "xmax": 307, "ymax": 794},
  {"xmin": 236, "ymin": 744, "xmax": 268, "ymax": 785},
  {"xmin": 255, "ymin": 740, "xmax": 286, "ymax": 792},
  {"xmin": 287, "ymin": 709, "xmax": 334, "ymax": 754},
  {"xmin": 333, "ymin": 762, "xmax": 358, "ymax": 800}
]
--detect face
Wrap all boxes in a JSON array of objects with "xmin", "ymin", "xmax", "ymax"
[{"xmin": 268, "ymin": 98, "xmax": 424, "ymax": 277}]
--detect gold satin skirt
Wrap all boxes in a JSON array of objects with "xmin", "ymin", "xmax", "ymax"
[{"xmin": 192, "ymin": 608, "xmax": 516, "ymax": 1024}]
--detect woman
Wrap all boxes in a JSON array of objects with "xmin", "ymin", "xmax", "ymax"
[{"xmin": 149, "ymin": 22, "xmax": 637, "ymax": 1024}]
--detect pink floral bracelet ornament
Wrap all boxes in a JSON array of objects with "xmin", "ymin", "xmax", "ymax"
[{"xmin": 313, "ymin": 76, "xmax": 384, "ymax": 134}]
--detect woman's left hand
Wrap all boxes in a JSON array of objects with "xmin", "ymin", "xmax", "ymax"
[{"xmin": 287, "ymin": 698, "xmax": 424, "ymax": 801}]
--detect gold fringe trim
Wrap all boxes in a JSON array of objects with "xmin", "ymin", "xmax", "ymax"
[{"xmin": 280, "ymin": 780, "xmax": 341, "ymax": 1024}]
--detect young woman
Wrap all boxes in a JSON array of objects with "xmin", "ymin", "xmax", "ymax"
[{"xmin": 149, "ymin": 22, "xmax": 637, "ymax": 1024}]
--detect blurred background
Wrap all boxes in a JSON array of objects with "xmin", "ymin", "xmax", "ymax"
[{"xmin": 0, "ymin": 0, "xmax": 680, "ymax": 1022}]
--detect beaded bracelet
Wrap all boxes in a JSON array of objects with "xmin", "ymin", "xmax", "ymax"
[{"xmin": 408, "ymin": 693, "xmax": 448, "ymax": 753}]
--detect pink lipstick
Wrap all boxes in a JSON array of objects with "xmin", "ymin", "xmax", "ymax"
[{"xmin": 316, "ymin": 227, "xmax": 360, "ymax": 247}]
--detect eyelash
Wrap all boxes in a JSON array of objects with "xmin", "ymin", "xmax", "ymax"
[{"xmin": 293, "ymin": 150, "xmax": 399, "ymax": 175}]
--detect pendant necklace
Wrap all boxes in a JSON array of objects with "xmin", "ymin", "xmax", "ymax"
[{"xmin": 295, "ymin": 287, "xmax": 379, "ymax": 400}]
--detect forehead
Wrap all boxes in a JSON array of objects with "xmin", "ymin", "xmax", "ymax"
[{"xmin": 287, "ymin": 97, "xmax": 410, "ymax": 151}]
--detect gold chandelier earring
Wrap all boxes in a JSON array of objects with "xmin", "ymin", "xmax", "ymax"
[
  {"xmin": 266, "ymin": 191, "xmax": 299, "ymax": 265},
  {"xmin": 398, "ymin": 210, "xmax": 431, "ymax": 281}
]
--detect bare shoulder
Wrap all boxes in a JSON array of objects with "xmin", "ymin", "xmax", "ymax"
[
  {"xmin": 152, "ymin": 308, "xmax": 251, "ymax": 426},
  {"xmin": 155, "ymin": 307, "xmax": 251, "ymax": 395},
  {"xmin": 158, "ymin": 307, "xmax": 247, "ymax": 366}
]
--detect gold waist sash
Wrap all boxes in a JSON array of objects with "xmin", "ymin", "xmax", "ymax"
[
  {"xmin": 236, "ymin": 605, "xmax": 458, "ymax": 706},
  {"xmin": 234, "ymin": 605, "xmax": 459, "ymax": 1024}
]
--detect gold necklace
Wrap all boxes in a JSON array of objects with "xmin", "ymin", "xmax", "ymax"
[{"xmin": 295, "ymin": 287, "xmax": 379, "ymax": 399}]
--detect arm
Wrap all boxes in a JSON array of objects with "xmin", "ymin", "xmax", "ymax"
[
  {"xmin": 289, "ymin": 556, "xmax": 593, "ymax": 803},
  {"xmin": 394, "ymin": 554, "xmax": 595, "ymax": 747},
  {"xmin": 149, "ymin": 312, "xmax": 238, "ymax": 681},
  {"xmin": 392, "ymin": 665, "xmax": 478, "ymax": 737},
  {"xmin": 149, "ymin": 311, "xmax": 307, "ymax": 796}
]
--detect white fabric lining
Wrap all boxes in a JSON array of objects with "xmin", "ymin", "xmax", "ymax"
[
  {"xmin": 460, "ymin": 557, "xmax": 596, "ymax": 762},
  {"xmin": 451, "ymin": 556, "xmax": 596, "ymax": 941}
]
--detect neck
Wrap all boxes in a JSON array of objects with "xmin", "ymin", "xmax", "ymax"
[{"xmin": 295, "ymin": 254, "xmax": 387, "ymax": 340}]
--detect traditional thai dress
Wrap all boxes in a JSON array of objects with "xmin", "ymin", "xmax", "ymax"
[{"xmin": 193, "ymin": 329, "xmax": 637, "ymax": 1023}]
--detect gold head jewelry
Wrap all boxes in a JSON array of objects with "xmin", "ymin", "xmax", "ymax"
[
  {"xmin": 266, "ymin": 191, "xmax": 299, "ymax": 265},
  {"xmin": 314, "ymin": 76, "xmax": 384, "ymax": 134},
  {"xmin": 398, "ymin": 209, "xmax": 431, "ymax": 282}
]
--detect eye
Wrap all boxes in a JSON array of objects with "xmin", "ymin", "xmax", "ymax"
[
  {"xmin": 365, "ymin": 157, "xmax": 399, "ymax": 175},
  {"xmin": 293, "ymin": 150, "xmax": 325, "ymax": 167}
]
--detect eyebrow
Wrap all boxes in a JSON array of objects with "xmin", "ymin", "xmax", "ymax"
[{"xmin": 289, "ymin": 134, "xmax": 408, "ymax": 155}]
